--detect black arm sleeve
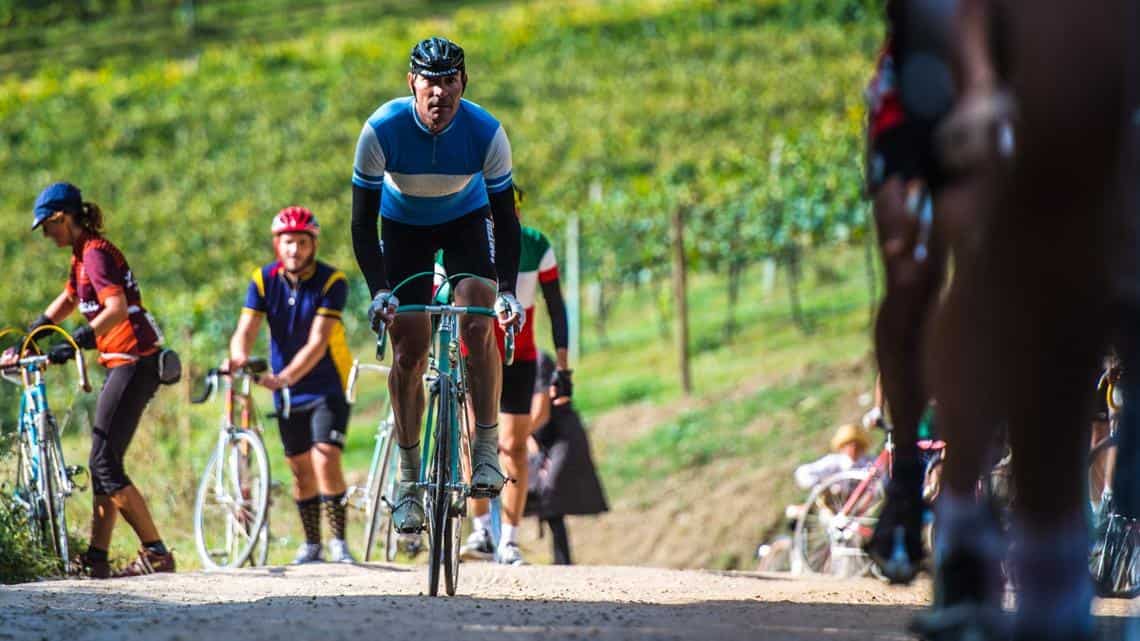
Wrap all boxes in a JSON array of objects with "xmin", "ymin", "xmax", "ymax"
[
  {"xmin": 540, "ymin": 277, "xmax": 570, "ymax": 350},
  {"xmin": 488, "ymin": 187, "xmax": 521, "ymax": 293},
  {"xmin": 351, "ymin": 185, "xmax": 386, "ymax": 297}
]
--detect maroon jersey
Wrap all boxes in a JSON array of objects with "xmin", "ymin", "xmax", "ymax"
[{"xmin": 66, "ymin": 232, "xmax": 160, "ymax": 367}]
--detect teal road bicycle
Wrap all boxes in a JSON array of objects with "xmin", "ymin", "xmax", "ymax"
[
  {"xmin": 1, "ymin": 325, "xmax": 91, "ymax": 573},
  {"xmin": 374, "ymin": 271, "xmax": 515, "ymax": 596}
]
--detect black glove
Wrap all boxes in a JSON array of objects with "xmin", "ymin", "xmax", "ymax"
[
  {"xmin": 47, "ymin": 343, "xmax": 76, "ymax": 365},
  {"xmin": 552, "ymin": 369, "xmax": 573, "ymax": 401},
  {"xmin": 71, "ymin": 325, "xmax": 96, "ymax": 350},
  {"xmin": 27, "ymin": 314, "xmax": 52, "ymax": 334}
]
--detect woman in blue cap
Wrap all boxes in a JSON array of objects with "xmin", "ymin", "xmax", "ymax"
[{"xmin": 5, "ymin": 182, "xmax": 174, "ymax": 578}]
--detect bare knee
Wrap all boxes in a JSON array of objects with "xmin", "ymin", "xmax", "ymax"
[
  {"xmin": 311, "ymin": 443, "xmax": 343, "ymax": 474},
  {"xmin": 460, "ymin": 316, "xmax": 493, "ymax": 350}
]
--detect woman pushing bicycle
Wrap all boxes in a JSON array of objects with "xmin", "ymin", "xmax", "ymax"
[{"xmin": 1, "ymin": 182, "xmax": 174, "ymax": 578}]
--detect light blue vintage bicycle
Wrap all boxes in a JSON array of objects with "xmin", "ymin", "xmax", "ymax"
[
  {"xmin": 375, "ymin": 271, "xmax": 515, "ymax": 596},
  {"xmin": 1, "ymin": 326, "xmax": 90, "ymax": 573}
]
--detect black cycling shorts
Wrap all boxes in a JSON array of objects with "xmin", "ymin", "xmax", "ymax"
[
  {"xmin": 500, "ymin": 359, "xmax": 538, "ymax": 415},
  {"xmin": 866, "ymin": 120, "xmax": 943, "ymax": 194},
  {"xmin": 90, "ymin": 352, "xmax": 161, "ymax": 495},
  {"xmin": 277, "ymin": 395, "xmax": 351, "ymax": 457},
  {"xmin": 381, "ymin": 208, "xmax": 497, "ymax": 305}
]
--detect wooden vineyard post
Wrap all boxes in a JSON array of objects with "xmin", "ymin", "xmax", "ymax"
[{"xmin": 672, "ymin": 206, "xmax": 692, "ymax": 396}]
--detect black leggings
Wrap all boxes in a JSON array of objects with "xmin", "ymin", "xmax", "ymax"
[
  {"xmin": 89, "ymin": 354, "xmax": 160, "ymax": 495},
  {"xmin": 545, "ymin": 516, "xmax": 572, "ymax": 565}
]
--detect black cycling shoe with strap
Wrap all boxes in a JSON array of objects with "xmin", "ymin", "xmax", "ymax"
[
  {"xmin": 866, "ymin": 457, "xmax": 927, "ymax": 584},
  {"xmin": 115, "ymin": 547, "xmax": 176, "ymax": 577}
]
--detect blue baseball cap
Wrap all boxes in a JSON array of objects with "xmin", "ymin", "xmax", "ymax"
[{"xmin": 32, "ymin": 182, "xmax": 83, "ymax": 230}]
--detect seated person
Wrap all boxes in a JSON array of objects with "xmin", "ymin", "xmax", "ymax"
[{"xmin": 793, "ymin": 423, "xmax": 874, "ymax": 490}]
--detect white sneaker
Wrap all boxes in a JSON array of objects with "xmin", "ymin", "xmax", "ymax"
[
  {"xmin": 292, "ymin": 542, "xmax": 323, "ymax": 565},
  {"xmin": 328, "ymin": 538, "xmax": 356, "ymax": 564},
  {"xmin": 495, "ymin": 542, "xmax": 526, "ymax": 566},
  {"xmin": 460, "ymin": 528, "xmax": 495, "ymax": 561}
]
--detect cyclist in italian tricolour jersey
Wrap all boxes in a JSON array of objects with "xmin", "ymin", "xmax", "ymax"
[
  {"xmin": 349, "ymin": 37, "xmax": 524, "ymax": 535},
  {"xmin": 450, "ymin": 188, "xmax": 573, "ymax": 565}
]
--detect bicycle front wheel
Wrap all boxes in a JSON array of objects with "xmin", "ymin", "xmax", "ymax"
[
  {"xmin": 193, "ymin": 430, "xmax": 270, "ymax": 569},
  {"xmin": 427, "ymin": 384, "xmax": 452, "ymax": 597},
  {"xmin": 15, "ymin": 430, "xmax": 48, "ymax": 557}
]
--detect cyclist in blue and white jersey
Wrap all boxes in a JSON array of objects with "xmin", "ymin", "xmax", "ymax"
[{"xmin": 350, "ymin": 37, "xmax": 524, "ymax": 535}]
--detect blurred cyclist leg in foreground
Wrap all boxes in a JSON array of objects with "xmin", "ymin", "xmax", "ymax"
[{"xmin": 917, "ymin": 2, "xmax": 1130, "ymax": 640}]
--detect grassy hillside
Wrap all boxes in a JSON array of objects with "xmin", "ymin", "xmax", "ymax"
[{"xmin": 0, "ymin": 0, "xmax": 885, "ymax": 574}]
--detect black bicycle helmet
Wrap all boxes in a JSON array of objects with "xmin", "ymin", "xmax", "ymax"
[{"xmin": 409, "ymin": 37, "xmax": 465, "ymax": 77}]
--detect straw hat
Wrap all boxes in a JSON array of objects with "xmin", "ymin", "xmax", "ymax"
[{"xmin": 831, "ymin": 423, "xmax": 871, "ymax": 452}]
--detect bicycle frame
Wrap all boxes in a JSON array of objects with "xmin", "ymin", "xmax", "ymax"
[{"xmin": 2, "ymin": 332, "xmax": 90, "ymax": 571}]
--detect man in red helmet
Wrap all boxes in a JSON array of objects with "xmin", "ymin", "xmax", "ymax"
[{"xmin": 227, "ymin": 206, "xmax": 357, "ymax": 564}]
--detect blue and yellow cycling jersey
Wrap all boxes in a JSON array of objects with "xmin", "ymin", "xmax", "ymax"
[
  {"xmin": 243, "ymin": 261, "xmax": 352, "ymax": 408},
  {"xmin": 352, "ymin": 97, "xmax": 513, "ymax": 226}
]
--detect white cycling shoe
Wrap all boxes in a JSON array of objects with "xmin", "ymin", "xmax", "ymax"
[
  {"xmin": 495, "ymin": 542, "xmax": 526, "ymax": 566},
  {"xmin": 292, "ymin": 542, "xmax": 324, "ymax": 565},
  {"xmin": 328, "ymin": 538, "xmax": 356, "ymax": 564}
]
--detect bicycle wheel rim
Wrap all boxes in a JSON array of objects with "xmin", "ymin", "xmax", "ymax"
[
  {"xmin": 364, "ymin": 429, "xmax": 395, "ymax": 562},
  {"xmin": 427, "ymin": 385, "xmax": 451, "ymax": 597},
  {"xmin": 46, "ymin": 421, "xmax": 70, "ymax": 573},
  {"xmin": 15, "ymin": 434, "xmax": 44, "ymax": 549},
  {"xmin": 193, "ymin": 431, "xmax": 270, "ymax": 569}
]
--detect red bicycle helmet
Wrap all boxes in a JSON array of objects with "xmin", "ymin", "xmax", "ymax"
[{"xmin": 271, "ymin": 206, "xmax": 320, "ymax": 237}]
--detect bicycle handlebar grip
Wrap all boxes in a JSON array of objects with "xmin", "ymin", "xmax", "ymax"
[
  {"xmin": 376, "ymin": 322, "xmax": 388, "ymax": 361},
  {"xmin": 190, "ymin": 375, "xmax": 216, "ymax": 404},
  {"xmin": 280, "ymin": 387, "xmax": 292, "ymax": 420},
  {"xmin": 346, "ymin": 361, "xmax": 360, "ymax": 404},
  {"xmin": 75, "ymin": 350, "xmax": 92, "ymax": 394},
  {"xmin": 504, "ymin": 326, "xmax": 516, "ymax": 366}
]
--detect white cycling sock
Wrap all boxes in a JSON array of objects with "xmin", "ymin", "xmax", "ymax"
[
  {"xmin": 501, "ymin": 523, "xmax": 518, "ymax": 546},
  {"xmin": 475, "ymin": 513, "xmax": 493, "ymax": 533}
]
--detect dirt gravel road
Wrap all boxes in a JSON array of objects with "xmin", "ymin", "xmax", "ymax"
[{"xmin": 0, "ymin": 564, "xmax": 1132, "ymax": 641}]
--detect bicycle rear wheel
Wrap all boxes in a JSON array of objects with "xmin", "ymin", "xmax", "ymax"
[
  {"xmin": 427, "ymin": 384, "xmax": 451, "ymax": 597},
  {"xmin": 193, "ymin": 430, "xmax": 270, "ymax": 569},
  {"xmin": 363, "ymin": 423, "xmax": 396, "ymax": 562},
  {"xmin": 793, "ymin": 470, "xmax": 884, "ymax": 578}
]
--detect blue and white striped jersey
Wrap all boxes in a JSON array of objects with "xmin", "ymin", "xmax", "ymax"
[{"xmin": 352, "ymin": 97, "xmax": 513, "ymax": 226}]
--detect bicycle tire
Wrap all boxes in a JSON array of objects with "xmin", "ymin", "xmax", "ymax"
[
  {"xmin": 39, "ymin": 434, "xmax": 64, "ymax": 567},
  {"xmin": 793, "ymin": 469, "xmax": 884, "ymax": 578},
  {"xmin": 193, "ymin": 430, "xmax": 270, "ymax": 569},
  {"xmin": 44, "ymin": 413, "xmax": 70, "ymax": 572},
  {"xmin": 250, "ymin": 518, "xmax": 270, "ymax": 567},
  {"xmin": 427, "ymin": 383, "xmax": 451, "ymax": 597},
  {"xmin": 363, "ymin": 425, "xmax": 395, "ymax": 562}
]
